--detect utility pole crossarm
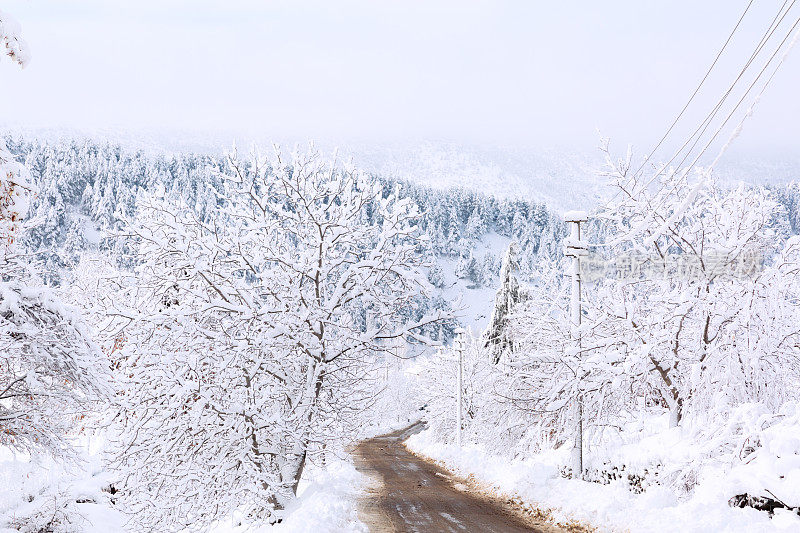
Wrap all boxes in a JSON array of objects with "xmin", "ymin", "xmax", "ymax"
[
  {"xmin": 564, "ymin": 211, "xmax": 589, "ymax": 258},
  {"xmin": 563, "ymin": 210, "xmax": 588, "ymax": 223}
]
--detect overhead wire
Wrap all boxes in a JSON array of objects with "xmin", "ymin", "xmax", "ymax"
[
  {"xmin": 668, "ymin": 0, "xmax": 796, "ymax": 174},
  {"xmin": 677, "ymin": 12, "xmax": 800, "ymax": 175},
  {"xmin": 606, "ymin": 9, "xmax": 800, "ymax": 247},
  {"xmin": 639, "ymin": 0, "xmax": 795, "ymax": 195},
  {"xmin": 631, "ymin": 0, "xmax": 757, "ymax": 180},
  {"xmin": 603, "ymin": 0, "xmax": 763, "ymax": 210},
  {"xmin": 595, "ymin": 1, "xmax": 800, "ymax": 247},
  {"xmin": 710, "ymin": 23, "xmax": 800, "ymax": 169}
]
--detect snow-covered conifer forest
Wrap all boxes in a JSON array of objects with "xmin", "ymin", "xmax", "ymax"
[{"xmin": 4, "ymin": 2, "xmax": 800, "ymax": 532}]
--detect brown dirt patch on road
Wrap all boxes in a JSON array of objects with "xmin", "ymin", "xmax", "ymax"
[{"xmin": 353, "ymin": 422, "xmax": 566, "ymax": 533}]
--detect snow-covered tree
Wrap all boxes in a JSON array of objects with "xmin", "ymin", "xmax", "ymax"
[
  {"xmin": 1, "ymin": 8, "xmax": 30, "ymax": 67},
  {"xmin": 0, "ymin": 142, "xmax": 30, "ymax": 254},
  {"xmin": 109, "ymin": 148, "xmax": 447, "ymax": 528},
  {"xmin": 416, "ymin": 329, "xmax": 538, "ymax": 457},
  {"xmin": 427, "ymin": 261, "xmax": 446, "ymax": 289},
  {"xmin": 1, "ymin": 25, "xmax": 108, "ymax": 459},
  {"xmin": 593, "ymin": 143, "xmax": 796, "ymax": 427},
  {"xmin": 507, "ymin": 250, "xmax": 638, "ymax": 478},
  {"xmin": 0, "ymin": 266, "xmax": 109, "ymax": 457},
  {"xmin": 485, "ymin": 241, "xmax": 522, "ymax": 363},
  {"xmin": 0, "ymin": 8, "xmax": 33, "ymax": 251},
  {"xmin": 465, "ymin": 208, "xmax": 486, "ymax": 239}
]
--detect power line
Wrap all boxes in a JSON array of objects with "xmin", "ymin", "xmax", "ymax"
[
  {"xmin": 618, "ymin": 12, "xmax": 800, "ymax": 247},
  {"xmin": 668, "ymin": 0, "xmax": 796, "ymax": 173},
  {"xmin": 631, "ymin": 0, "xmax": 756, "ymax": 179},
  {"xmin": 712, "ymin": 28, "xmax": 800, "ymax": 168},
  {"xmin": 603, "ymin": 0, "xmax": 763, "ymax": 210},
  {"xmin": 684, "ymin": 13, "xmax": 800, "ymax": 173},
  {"xmin": 617, "ymin": 0, "xmax": 796, "ymax": 206}
]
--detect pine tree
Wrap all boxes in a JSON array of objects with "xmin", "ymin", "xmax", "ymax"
[
  {"xmin": 466, "ymin": 207, "xmax": 486, "ymax": 240},
  {"xmin": 485, "ymin": 241, "xmax": 522, "ymax": 363}
]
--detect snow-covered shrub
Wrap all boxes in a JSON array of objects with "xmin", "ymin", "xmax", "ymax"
[
  {"xmin": 0, "ymin": 445, "xmax": 121, "ymax": 533},
  {"xmin": 5, "ymin": 490, "xmax": 86, "ymax": 533}
]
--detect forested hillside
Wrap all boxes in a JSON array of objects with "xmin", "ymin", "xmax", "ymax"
[
  {"xmin": 8, "ymin": 134, "xmax": 800, "ymax": 336},
  {"xmin": 3, "ymin": 136, "xmax": 564, "ymax": 333}
]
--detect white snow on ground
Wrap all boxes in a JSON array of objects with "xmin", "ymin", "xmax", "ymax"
[
  {"xmin": 406, "ymin": 409, "xmax": 800, "ymax": 533},
  {"xmin": 82, "ymin": 218, "xmax": 103, "ymax": 246},
  {"xmin": 360, "ymin": 415, "xmax": 425, "ymax": 441},
  {"xmin": 272, "ymin": 460, "xmax": 367, "ymax": 533},
  {"xmin": 1, "ymin": 446, "xmax": 367, "ymax": 533},
  {"xmin": 211, "ymin": 459, "xmax": 368, "ymax": 533},
  {"xmin": 0, "ymin": 440, "xmax": 125, "ymax": 533}
]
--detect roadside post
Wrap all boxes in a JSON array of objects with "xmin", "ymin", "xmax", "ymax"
[
  {"xmin": 454, "ymin": 327, "xmax": 465, "ymax": 448},
  {"xmin": 564, "ymin": 211, "xmax": 588, "ymax": 480}
]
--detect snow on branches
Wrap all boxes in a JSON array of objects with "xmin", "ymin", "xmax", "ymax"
[
  {"xmin": 1, "ymin": 140, "xmax": 33, "ymax": 253},
  {"xmin": 482, "ymin": 145, "xmax": 800, "ymax": 495},
  {"xmin": 109, "ymin": 147, "xmax": 447, "ymax": 528},
  {"xmin": 0, "ymin": 283, "xmax": 109, "ymax": 457},
  {"xmin": 0, "ymin": 8, "xmax": 30, "ymax": 67},
  {"xmin": 1, "ymin": 144, "xmax": 108, "ymax": 459},
  {"xmin": 593, "ymin": 148, "xmax": 796, "ymax": 427}
]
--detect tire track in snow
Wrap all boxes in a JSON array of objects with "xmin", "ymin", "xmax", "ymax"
[{"xmin": 353, "ymin": 421, "xmax": 561, "ymax": 533}]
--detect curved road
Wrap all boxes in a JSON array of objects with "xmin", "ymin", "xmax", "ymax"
[{"xmin": 353, "ymin": 422, "xmax": 561, "ymax": 533}]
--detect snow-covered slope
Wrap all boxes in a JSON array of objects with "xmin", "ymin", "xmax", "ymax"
[
  {"xmin": 438, "ymin": 232, "xmax": 512, "ymax": 333},
  {"xmin": 349, "ymin": 141, "xmax": 606, "ymax": 211}
]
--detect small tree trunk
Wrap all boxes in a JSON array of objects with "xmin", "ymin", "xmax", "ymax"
[
  {"xmin": 650, "ymin": 356, "xmax": 683, "ymax": 428},
  {"xmin": 668, "ymin": 395, "xmax": 683, "ymax": 428},
  {"xmin": 284, "ymin": 366, "xmax": 326, "ymax": 497},
  {"xmin": 291, "ymin": 449, "xmax": 307, "ymax": 496}
]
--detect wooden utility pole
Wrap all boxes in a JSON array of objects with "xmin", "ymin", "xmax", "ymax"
[{"xmin": 564, "ymin": 211, "xmax": 588, "ymax": 480}]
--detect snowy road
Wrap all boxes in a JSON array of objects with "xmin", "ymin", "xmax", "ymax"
[{"xmin": 353, "ymin": 422, "xmax": 561, "ymax": 533}]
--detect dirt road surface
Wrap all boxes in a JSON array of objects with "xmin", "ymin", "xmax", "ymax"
[{"xmin": 353, "ymin": 422, "xmax": 562, "ymax": 533}]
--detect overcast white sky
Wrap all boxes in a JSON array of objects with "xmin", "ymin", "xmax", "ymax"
[{"xmin": 2, "ymin": 0, "xmax": 799, "ymax": 159}]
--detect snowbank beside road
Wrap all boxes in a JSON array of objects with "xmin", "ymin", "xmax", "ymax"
[
  {"xmin": 273, "ymin": 460, "xmax": 368, "ymax": 533},
  {"xmin": 2, "ymin": 446, "xmax": 366, "ymax": 533},
  {"xmin": 406, "ymin": 425, "xmax": 800, "ymax": 533},
  {"xmin": 211, "ymin": 459, "xmax": 367, "ymax": 533}
]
